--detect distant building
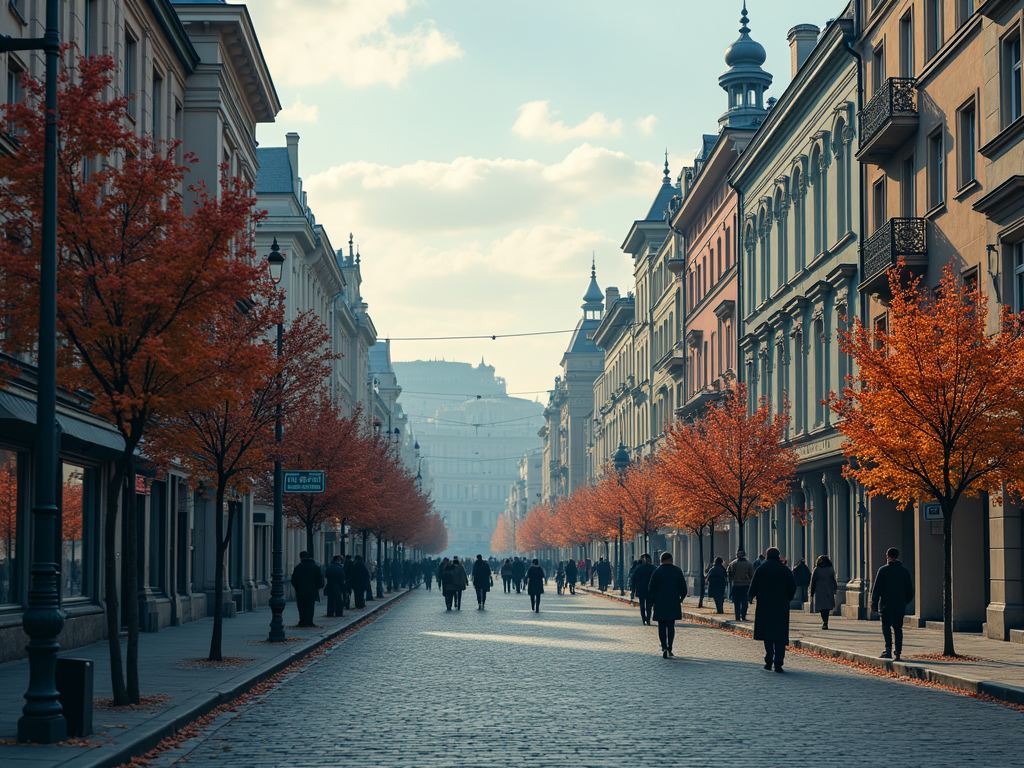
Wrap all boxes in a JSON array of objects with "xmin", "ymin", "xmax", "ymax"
[{"xmin": 393, "ymin": 360, "xmax": 543, "ymax": 554}]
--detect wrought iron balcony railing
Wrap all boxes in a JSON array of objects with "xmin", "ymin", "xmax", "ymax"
[
  {"xmin": 860, "ymin": 217, "xmax": 928, "ymax": 292},
  {"xmin": 858, "ymin": 78, "xmax": 918, "ymax": 161}
]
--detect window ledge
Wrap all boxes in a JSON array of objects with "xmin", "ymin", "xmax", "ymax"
[
  {"xmin": 954, "ymin": 179, "xmax": 981, "ymax": 200},
  {"xmin": 979, "ymin": 116, "xmax": 1024, "ymax": 159},
  {"xmin": 925, "ymin": 201, "xmax": 948, "ymax": 220}
]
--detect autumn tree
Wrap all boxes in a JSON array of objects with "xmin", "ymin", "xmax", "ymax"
[
  {"xmin": 0, "ymin": 459, "xmax": 16, "ymax": 604},
  {"xmin": 660, "ymin": 383, "xmax": 797, "ymax": 552},
  {"xmin": 519, "ymin": 504, "xmax": 554, "ymax": 554},
  {"xmin": 599, "ymin": 460, "xmax": 673, "ymax": 554},
  {"xmin": 491, "ymin": 514, "xmax": 513, "ymax": 554},
  {"xmin": 831, "ymin": 263, "xmax": 1024, "ymax": 657},
  {"xmin": 0, "ymin": 53, "xmax": 263, "ymax": 703}
]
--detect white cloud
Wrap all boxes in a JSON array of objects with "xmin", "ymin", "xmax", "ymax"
[
  {"xmin": 305, "ymin": 144, "xmax": 657, "ymax": 235},
  {"xmin": 249, "ymin": 0, "xmax": 462, "ymax": 88},
  {"xmin": 636, "ymin": 114, "xmax": 658, "ymax": 135},
  {"xmin": 276, "ymin": 96, "xmax": 319, "ymax": 123},
  {"xmin": 512, "ymin": 101, "xmax": 623, "ymax": 142}
]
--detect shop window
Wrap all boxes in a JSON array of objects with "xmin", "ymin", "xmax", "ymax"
[
  {"xmin": 0, "ymin": 449, "xmax": 21, "ymax": 606},
  {"xmin": 62, "ymin": 464, "xmax": 87, "ymax": 599}
]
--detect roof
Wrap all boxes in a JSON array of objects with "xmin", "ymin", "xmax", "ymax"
[
  {"xmin": 255, "ymin": 147, "xmax": 293, "ymax": 194},
  {"xmin": 644, "ymin": 178, "xmax": 678, "ymax": 222},
  {"xmin": 563, "ymin": 316, "xmax": 601, "ymax": 359},
  {"xmin": 583, "ymin": 271, "xmax": 603, "ymax": 305}
]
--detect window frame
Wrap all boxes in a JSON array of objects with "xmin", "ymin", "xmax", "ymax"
[
  {"xmin": 899, "ymin": 10, "xmax": 915, "ymax": 78},
  {"xmin": 124, "ymin": 28, "xmax": 138, "ymax": 121},
  {"xmin": 1003, "ymin": 30, "xmax": 1022, "ymax": 128},
  {"xmin": 926, "ymin": 0, "xmax": 945, "ymax": 62},
  {"xmin": 956, "ymin": 98, "xmax": 977, "ymax": 190},
  {"xmin": 927, "ymin": 127, "xmax": 946, "ymax": 211}
]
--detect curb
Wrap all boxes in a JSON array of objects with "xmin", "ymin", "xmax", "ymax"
[
  {"xmin": 60, "ymin": 591, "xmax": 410, "ymax": 768},
  {"xmin": 581, "ymin": 587, "xmax": 1024, "ymax": 708}
]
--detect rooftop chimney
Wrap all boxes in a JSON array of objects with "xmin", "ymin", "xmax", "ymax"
[
  {"xmin": 605, "ymin": 287, "xmax": 620, "ymax": 307},
  {"xmin": 788, "ymin": 25, "xmax": 820, "ymax": 78},
  {"xmin": 286, "ymin": 132, "xmax": 300, "ymax": 197}
]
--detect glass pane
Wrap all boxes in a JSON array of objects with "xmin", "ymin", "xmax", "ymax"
[
  {"xmin": 62, "ymin": 464, "xmax": 85, "ymax": 598},
  {"xmin": 0, "ymin": 450, "xmax": 19, "ymax": 605}
]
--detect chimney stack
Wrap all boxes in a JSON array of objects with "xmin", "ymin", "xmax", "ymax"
[
  {"xmin": 605, "ymin": 287, "xmax": 620, "ymax": 307},
  {"xmin": 286, "ymin": 132, "xmax": 300, "ymax": 196},
  {"xmin": 788, "ymin": 25, "xmax": 820, "ymax": 78}
]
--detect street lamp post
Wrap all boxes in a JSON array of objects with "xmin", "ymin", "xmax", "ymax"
[
  {"xmin": 4, "ymin": 0, "xmax": 67, "ymax": 743},
  {"xmin": 612, "ymin": 443, "xmax": 631, "ymax": 597},
  {"xmin": 266, "ymin": 240, "xmax": 287, "ymax": 643}
]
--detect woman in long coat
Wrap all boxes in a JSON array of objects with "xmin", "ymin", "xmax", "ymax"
[
  {"xmin": 810, "ymin": 554, "xmax": 838, "ymax": 629},
  {"xmin": 647, "ymin": 552, "xmax": 688, "ymax": 658},
  {"xmin": 471, "ymin": 554, "xmax": 492, "ymax": 609},
  {"xmin": 452, "ymin": 556, "xmax": 469, "ymax": 610},
  {"xmin": 439, "ymin": 558, "xmax": 456, "ymax": 611},
  {"xmin": 525, "ymin": 558, "xmax": 546, "ymax": 612},
  {"xmin": 704, "ymin": 556, "xmax": 727, "ymax": 614}
]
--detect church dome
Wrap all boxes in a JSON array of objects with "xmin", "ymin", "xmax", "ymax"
[{"xmin": 724, "ymin": 5, "xmax": 766, "ymax": 67}]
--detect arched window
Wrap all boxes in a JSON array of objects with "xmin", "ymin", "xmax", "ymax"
[
  {"xmin": 745, "ymin": 223, "xmax": 757, "ymax": 309},
  {"xmin": 717, "ymin": 237, "xmax": 723, "ymax": 277},
  {"xmin": 791, "ymin": 169, "xmax": 804, "ymax": 272},
  {"xmin": 775, "ymin": 188, "xmax": 787, "ymax": 289},
  {"xmin": 810, "ymin": 147, "xmax": 822, "ymax": 256},
  {"xmin": 758, "ymin": 208, "xmax": 770, "ymax": 304},
  {"xmin": 835, "ymin": 119, "xmax": 848, "ymax": 236}
]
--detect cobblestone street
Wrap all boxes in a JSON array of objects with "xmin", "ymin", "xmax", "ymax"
[{"xmin": 159, "ymin": 590, "xmax": 1023, "ymax": 768}]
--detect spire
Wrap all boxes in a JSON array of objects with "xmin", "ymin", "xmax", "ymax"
[
  {"xmin": 356, "ymin": 246, "xmax": 361, "ymax": 266},
  {"xmin": 349, "ymin": 233, "xmax": 354, "ymax": 260},
  {"xmin": 591, "ymin": 252, "xmax": 596, "ymax": 279},
  {"xmin": 740, "ymin": 1, "xmax": 749, "ymax": 33},
  {"xmin": 583, "ymin": 258, "xmax": 603, "ymax": 308},
  {"xmin": 719, "ymin": 2, "xmax": 773, "ymax": 129},
  {"xmin": 663, "ymin": 150, "xmax": 671, "ymax": 183}
]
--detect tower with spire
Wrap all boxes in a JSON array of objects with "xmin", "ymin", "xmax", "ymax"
[{"xmin": 718, "ymin": 3, "xmax": 773, "ymax": 129}]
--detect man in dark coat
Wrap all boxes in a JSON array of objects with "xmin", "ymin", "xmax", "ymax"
[
  {"xmin": 596, "ymin": 557, "xmax": 612, "ymax": 591},
  {"xmin": 350, "ymin": 555, "xmax": 370, "ymax": 609},
  {"xmin": 747, "ymin": 547, "xmax": 797, "ymax": 672},
  {"xmin": 324, "ymin": 555, "xmax": 347, "ymax": 617},
  {"xmin": 511, "ymin": 557, "xmax": 526, "ymax": 593},
  {"xmin": 871, "ymin": 547, "xmax": 915, "ymax": 660},
  {"xmin": 647, "ymin": 552, "xmax": 688, "ymax": 658},
  {"xmin": 792, "ymin": 558, "xmax": 812, "ymax": 603},
  {"xmin": 471, "ymin": 554, "xmax": 492, "ymax": 609},
  {"xmin": 630, "ymin": 553, "xmax": 656, "ymax": 625},
  {"xmin": 563, "ymin": 558, "xmax": 578, "ymax": 595},
  {"xmin": 525, "ymin": 558, "xmax": 546, "ymax": 612},
  {"xmin": 290, "ymin": 551, "xmax": 325, "ymax": 627},
  {"xmin": 727, "ymin": 549, "xmax": 755, "ymax": 621}
]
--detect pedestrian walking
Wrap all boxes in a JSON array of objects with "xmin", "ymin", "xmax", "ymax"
[
  {"xmin": 511, "ymin": 557, "xmax": 526, "ymax": 594},
  {"xmin": 351, "ymin": 555, "xmax": 370, "ymax": 609},
  {"xmin": 870, "ymin": 547, "xmax": 914, "ymax": 660},
  {"xmin": 290, "ymin": 551, "xmax": 324, "ymax": 627},
  {"xmin": 452, "ymin": 556, "xmax": 468, "ymax": 610},
  {"xmin": 747, "ymin": 547, "xmax": 797, "ymax": 673},
  {"xmin": 472, "ymin": 554, "xmax": 492, "ymax": 609},
  {"xmin": 596, "ymin": 557, "xmax": 612, "ymax": 591},
  {"xmin": 630, "ymin": 553, "xmax": 656, "ymax": 625},
  {"xmin": 525, "ymin": 558, "xmax": 546, "ymax": 612},
  {"xmin": 792, "ymin": 558, "xmax": 811, "ymax": 603},
  {"xmin": 423, "ymin": 559, "xmax": 433, "ymax": 592},
  {"xmin": 810, "ymin": 554, "xmax": 838, "ymax": 629},
  {"xmin": 564, "ymin": 557, "xmax": 578, "ymax": 595},
  {"xmin": 647, "ymin": 552, "xmax": 688, "ymax": 658},
  {"xmin": 341, "ymin": 554, "xmax": 355, "ymax": 609},
  {"xmin": 753, "ymin": 553, "xmax": 767, "ymax": 571},
  {"xmin": 500, "ymin": 558, "xmax": 513, "ymax": 593},
  {"xmin": 705, "ymin": 556, "xmax": 727, "ymax": 614},
  {"xmin": 324, "ymin": 555, "xmax": 347, "ymax": 617},
  {"xmin": 439, "ymin": 558, "xmax": 457, "ymax": 611},
  {"xmin": 555, "ymin": 561, "xmax": 566, "ymax": 595},
  {"xmin": 727, "ymin": 549, "xmax": 754, "ymax": 621}
]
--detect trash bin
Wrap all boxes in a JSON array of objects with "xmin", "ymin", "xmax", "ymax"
[{"xmin": 55, "ymin": 658, "xmax": 93, "ymax": 737}]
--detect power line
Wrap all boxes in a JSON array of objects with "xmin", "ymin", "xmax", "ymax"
[{"xmin": 386, "ymin": 329, "xmax": 576, "ymax": 342}]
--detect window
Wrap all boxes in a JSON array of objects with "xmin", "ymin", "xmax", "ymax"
[
  {"xmin": 901, "ymin": 154, "xmax": 916, "ymax": 216},
  {"xmin": 957, "ymin": 100, "xmax": 976, "ymax": 187},
  {"xmin": 6, "ymin": 55, "xmax": 25, "ymax": 107},
  {"xmin": 84, "ymin": 0, "xmax": 99, "ymax": 57},
  {"xmin": 873, "ymin": 314, "xmax": 888, "ymax": 351},
  {"xmin": 0, "ymin": 449, "xmax": 21, "ymax": 606},
  {"xmin": 928, "ymin": 129, "xmax": 945, "ymax": 209},
  {"xmin": 872, "ymin": 44, "xmax": 886, "ymax": 95},
  {"xmin": 1005, "ymin": 34, "xmax": 1022, "ymax": 126},
  {"xmin": 152, "ymin": 69, "xmax": 163, "ymax": 141},
  {"xmin": 957, "ymin": 0, "xmax": 974, "ymax": 27},
  {"xmin": 1013, "ymin": 242, "xmax": 1024, "ymax": 313},
  {"xmin": 810, "ymin": 148, "xmax": 823, "ymax": 256},
  {"xmin": 872, "ymin": 177, "xmax": 887, "ymax": 233},
  {"xmin": 900, "ymin": 11, "xmax": 915, "ymax": 77},
  {"xmin": 125, "ymin": 31, "xmax": 138, "ymax": 119},
  {"xmin": 61, "ymin": 464, "xmax": 87, "ymax": 599},
  {"xmin": 926, "ymin": 0, "xmax": 944, "ymax": 61}
]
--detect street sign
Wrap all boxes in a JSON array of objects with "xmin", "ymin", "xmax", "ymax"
[
  {"xmin": 283, "ymin": 470, "xmax": 326, "ymax": 494},
  {"xmin": 922, "ymin": 503, "xmax": 943, "ymax": 521}
]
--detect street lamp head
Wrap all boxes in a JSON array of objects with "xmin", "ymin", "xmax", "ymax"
[
  {"xmin": 612, "ymin": 443, "xmax": 631, "ymax": 475},
  {"xmin": 267, "ymin": 238, "xmax": 285, "ymax": 285}
]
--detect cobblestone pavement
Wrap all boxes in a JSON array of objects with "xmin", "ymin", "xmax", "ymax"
[{"xmin": 161, "ymin": 589, "xmax": 1024, "ymax": 768}]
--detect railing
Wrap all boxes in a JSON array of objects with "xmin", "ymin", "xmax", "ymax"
[
  {"xmin": 861, "ymin": 217, "xmax": 927, "ymax": 288},
  {"xmin": 859, "ymin": 78, "xmax": 917, "ymax": 149}
]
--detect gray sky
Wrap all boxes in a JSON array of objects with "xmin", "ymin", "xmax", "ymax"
[{"xmin": 247, "ymin": 0, "xmax": 841, "ymax": 397}]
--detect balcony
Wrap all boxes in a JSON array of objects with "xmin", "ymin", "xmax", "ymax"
[
  {"xmin": 857, "ymin": 78, "xmax": 918, "ymax": 163},
  {"xmin": 859, "ymin": 217, "xmax": 928, "ymax": 294}
]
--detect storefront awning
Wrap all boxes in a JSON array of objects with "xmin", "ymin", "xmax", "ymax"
[{"xmin": 0, "ymin": 390, "xmax": 126, "ymax": 459}]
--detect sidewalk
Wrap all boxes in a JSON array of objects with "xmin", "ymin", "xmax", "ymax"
[
  {"xmin": 0, "ymin": 590, "xmax": 409, "ymax": 768},
  {"xmin": 581, "ymin": 585, "xmax": 1024, "ymax": 706}
]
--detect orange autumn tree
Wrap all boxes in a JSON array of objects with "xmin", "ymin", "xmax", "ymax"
[
  {"xmin": 599, "ymin": 459, "xmax": 672, "ymax": 554},
  {"xmin": 0, "ymin": 52, "xmax": 262, "ymax": 704},
  {"xmin": 0, "ymin": 459, "xmax": 17, "ymax": 603},
  {"xmin": 831, "ymin": 263, "xmax": 1024, "ymax": 657},
  {"xmin": 660, "ymin": 383, "xmax": 797, "ymax": 552},
  {"xmin": 519, "ymin": 504, "xmax": 554, "ymax": 555},
  {"xmin": 491, "ymin": 514, "xmax": 513, "ymax": 555}
]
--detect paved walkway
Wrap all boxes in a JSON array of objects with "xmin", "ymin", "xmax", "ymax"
[
  {"xmin": 0, "ymin": 591, "xmax": 408, "ymax": 768},
  {"xmin": 582, "ymin": 584, "xmax": 1024, "ymax": 705},
  {"xmin": 152, "ymin": 588, "xmax": 1022, "ymax": 768}
]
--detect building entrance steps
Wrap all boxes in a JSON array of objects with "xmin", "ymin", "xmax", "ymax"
[
  {"xmin": 0, "ymin": 591, "xmax": 409, "ymax": 768},
  {"xmin": 580, "ymin": 585, "xmax": 1024, "ymax": 707}
]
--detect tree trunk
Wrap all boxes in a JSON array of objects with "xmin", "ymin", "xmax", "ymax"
[
  {"xmin": 697, "ymin": 528, "xmax": 705, "ymax": 608},
  {"xmin": 124, "ymin": 454, "xmax": 140, "ymax": 703},
  {"xmin": 305, "ymin": 522, "xmax": 315, "ymax": 557},
  {"xmin": 339, "ymin": 519, "xmax": 346, "ymax": 557},
  {"xmin": 737, "ymin": 516, "xmax": 745, "ymax": 553},
  {"xmin": 209, "ymin": 484, "xmax": 227, "ymax": 662},
  {"xmin": 709, "ymin": 525, "xmax": 715, "ymax": 563},
  {"xmin": 942, "ymin": 508, "xmax": 956, "ymax": 656},
  {"xmin": 103, "ymin": 455, "xmax": 129, "ymax": 705}
]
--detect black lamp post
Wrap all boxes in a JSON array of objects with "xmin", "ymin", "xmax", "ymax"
[
  {"xmin": 5, "ymin": 0, "xmax": 65, "ymax": 743},
  {"xmin": 612, "ymin": 443, "xmax": 631, "ymax": 597},
  {"xmin": 266, "ymin": 239, "xmax": 287, "ymax": 642}
]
